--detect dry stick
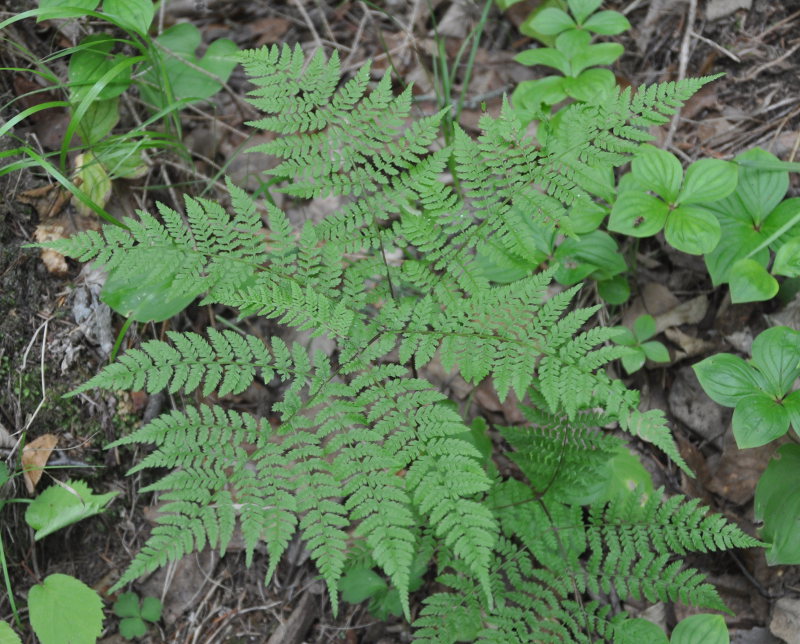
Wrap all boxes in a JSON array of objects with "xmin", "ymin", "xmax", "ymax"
[
  {"xmin": 664, "ymin": 0, "xmax": 697, "ymax": 150},
  {"xmin": 741, "ymin": 41, "xmax": 800, "ymax": 82},
  {"xmin": 690, "ymin": 30, "xmax": 741, "ymax": 63},
  {"xmin": 342, "ymin": 7, "xmax": 368, "ymax": 68},
  {"xmin": 292, "ymin": 0, "xmax": 324, "ymax": 50},
  {"xmin": 756, "ymin": 8, "xmax": 800, "ymax": 42}
]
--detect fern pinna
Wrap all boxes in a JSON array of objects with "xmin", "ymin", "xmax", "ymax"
[{"xmin": 42, "ymin": 45, "xmax": 758, "ymax": 637}]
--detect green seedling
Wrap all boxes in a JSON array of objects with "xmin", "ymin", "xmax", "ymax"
[
  {"xmin": 25, "ymin": 479, "xmax": 118, "ymax": 540},
  {"xmin": 612, "ymin": 314, "xmax": 670, "ymax": 374},
  {"xmin": 755, "ymin": 444, "xmax": 800, "ymax": 565},
  {"xmin": 608, "ymin": 144, "xmax": 738, "ymax": 255},
  {"xmin": 511, "ymin": 0, "xmax": 630, "ymax": 116},
  {"xmin": 702, "ymin": 147, "xmax": 800, "ymax": 302},
  {"xmin": 617, "ymin": 613, "xmax": 730, "ymax": 644},
  {"xmin": 113, "ymin": 591, "xmax": 162, "ymax": 639},
  {"xmin": 694, "ymin": 326, "xmax": 800, "ymax": 448}
]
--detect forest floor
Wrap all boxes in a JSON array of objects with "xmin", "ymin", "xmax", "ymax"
[{"xmin": 1, "ymin": 0, "xmax": 800, "ymax": 642}]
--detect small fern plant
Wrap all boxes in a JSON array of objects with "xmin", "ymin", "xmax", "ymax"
[{"xmin": 38, "ymin": 45, "xmax": 760, "ymax": 639}]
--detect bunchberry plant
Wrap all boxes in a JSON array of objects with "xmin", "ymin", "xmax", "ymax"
[
  {"xmin": 612, "ymin": 314, "xmax": 670, "ymax": 374},
  {"xmin": 608, "ymin": 143, "xmax": 738, "ymax": 255},
  {"xmin": 511, "ymin": 0, "xmax": 630, "ymax": 117},
  {"xmin": 36, "ymin": 46, "xmax": 760, "ymax": 640},
  {"xmin": 694, "ymin": 325, "xmax": 800, "ymax": 449},
  {"xmin": 701, "ymin": 147, "xmax": 800, "ymax": 302},
  {"xmin": 697, "ymin": 326, "xmax": 800, "ymax": 567}
]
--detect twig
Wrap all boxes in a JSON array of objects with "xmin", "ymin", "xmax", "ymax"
[
  {"xmin": 291, "ymin": 0, "xmax": 324, "ymax": 51},
  {"xmin": 690, "ymin": 30, "xmax": 741, "ymax": 62},
  {"xmin": 664, "ymin": 0, "xmax": 697, "ymax": 149},
  {"xmin": 741, "ymin": 41, "xmax": 800, "ymax": 82}
]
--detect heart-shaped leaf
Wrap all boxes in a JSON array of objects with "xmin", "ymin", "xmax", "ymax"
[
  {"xmin": 664, "ymin": 205, "xmax": 721, "ymax": 255},
  {"xmin": 732, "ymin": 392, "xmax": 789, "ymax": 448},
  {"xmin": 728, "ymin": 258, "xmax": 778, "ymax": 303},
  {"xmin": 632, "ymin": 146, "xmax": 682, "ymax": 203},
  {"xmin": 28, "ymin": 574, "xmax": 104, "ymax": 644},
  {"xmin": 671, "ymin": 614, "xmax": 729, "ymax": 644},
  {"xmin": 678, "ymin": 159, "xmax": 738, "ymax": 204},
  {"xmin": 693, "ymin": 353, "xmax": 762, "ymax": 407},
  {"xmin": 608, "ymin": 191, "xmax": 668, "ymax": 237}
]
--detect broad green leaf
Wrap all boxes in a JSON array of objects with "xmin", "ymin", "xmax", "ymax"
[
  {"xmin": 68, "ymin": 34, "xmax": 131, "ymax": 102},
  {"xmin": 693, "ymin": 353, "xmax": 761, "ymax": 407},
  {"xmin": 102, "ymin": 0, "xmax": 154, "ymax": 36},
  {"xmin": 751, "ymin": 326, "xmax": 800, "ymax": 394},
  {"xmin": 101, "ymin": 248, "xmax": 204, "ymax": 322},
  {"xmin": 567, "ymin": 0, "xmax": 602, "ymax": 23},
  {"xmin": 608, "ymin": 191, "xmax": 668, "ymax": 237},
  {"xmin": 632, "ymin": 146, "xmax": 683, "ymax": 203},
  {"xmin": 583, "ymin": 10, "xmax": 631, "ymax": 34},
  {"xmin": 703, "ymin": 214, "xmax": 767, "ymax": 286},
  {"xmin": 25, "ymin": 479, "xmax": 117, "ymax": 540},
  {"xmin": 562, "ymin": 67, "xmax": 617, "ymax": 101},
  {"xmin": 139, "ymin": 23, "xmax": 237, "ymax": 109},
  {"xmin": 615, "ymin": 618, "xmax": 668, "ymax": 644},
  {"xmin": 733, "ymin": 147, "xmax": 789, "ymax": 225},
  {"xmin": 0, "ymin": 621, "xmax": 22, "ymax": 644},
  {"xmin": 564, "ymin": 200, "xmax": 607, "ymax": 234},
  {"xmin": 571, "ymin": 42, "xmax": 624, "ymax": 76},
  {"xmin": 762, "ymin": 197, "xmax": 800, "ymax": 247},
  {"xmin": 729, "ymin": 258, "xmax": 778, "ymax": 303},
  {"xmin": 602, "ymin": 446, "xmax": 655, "ymax": 502},
  {"xmin": 773, "ymin": 236, "xmax": 800, "ymax": 277},
  {"xmin": 671, "ymin": 614, "xmax": 729, "ymax": 644},
  {"xmin": 678, "ymin": 159, "xmax": 738, "ymax": 205},
  {"xmin": 340, "ymin": 568, "xmax": 387, "ymax": 604},
  {"xmin": 94, "ymin": 138, "xmax": 148, "ymax": 179},
  {"xmin": 37, "ymin": 0, "xmax": 99, "ymax": 19},
  {"xmin": 120, "ymin": 618, "xmax": 147, "ymax": 639},
  {"xmin": 732, "ymin": 392, "xmax": 789, "ymax": 448},
  {"xmin": 621, "ymin": 348, "xmax": 646, "ymax": 374},
  {"xmin": 755, "ymin": 444, "xmax": 800, "ymax": 564},
  {"xmin": 28, "ymin": 574, "xmax": 104, "ymax": 644},
  {"xmin": 554, "ymin": 28, "xmax": 591, "ymax": 61},
  {"xmin": 664, "ymin": 205, "xmax": 721, "ymax": 255},
  {"xmin": 641, "ymin": 341, "xmax": 670, "ymax": 363},
  {"xmin": 633, "ymin": 314, "xmax": 657, "ymax": 341},
  {"xmin": 141, "ymin": 596, "xmax": 162, "ymax": 622},
  {"xmin": 529, "ymin": 7, "xmax": 575, "ymax": 34},
  {"xmin": 514, "ymin": 48, "xmax": 570, "ymax": 75},
  {"xmin": 518, "ymin": 0, "xmax": 565, "ymax": 43},
  {"xmin": 511, "ymin": 76, "xmax": 567, "ymax": 108},
  {"xmin": 597, "ymin": 274, "xmax": 630, "ymax": 304},
  {"xmin": 554, "ymin": 231, "xmax": 625, "ymax": 283},
  {"xmin": 113, "ymin": 592, "xmax": 141, "ymax": 618},
  {"xmin": 76, "ymin": 97, "xmax": 119, "ymax": 145},
  {"xmin": 784, "ymin": 390, "xmax": 800, "ymax": 432},
  {"xmin": 613, "ymin": 327, "xmax": 637, "ymax": 346}
]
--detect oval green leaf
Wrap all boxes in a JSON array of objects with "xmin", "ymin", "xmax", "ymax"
[
  {"xmin": 562, "ymin": 68, "xmax": 617, "ymax": 101},
  {"xmin": 664, "ymin": 205, "xmax": 721, "ymax": 255},
  {"xmin": 102, "ymin": 0, "xmax": 154, "ymax": 36},
  {"xmin": 751, "ymin": 326, "xmax": 800, "ymax": 394},
  {"xmin": 571, "ymin": 42, "xmax": 624, "ymax": 76},
  {"xmin": 773, "ymin": 236, "xmax": 800, "ymax": 277},
  {"xmin": 729, "ymin": 258, "xmax": 779, "ymax": 304},
  {"xmin": 671, "ymin": 614, "xmax": 729, "ymax": 644},
  {"xmin": 732, "ymin": 392, "xmax": 789, "ymax": 448},
  {"xmin": 608, "ymin": 191, "xmax": 669, "ymax": 237},
  {"xmin": 679, "ymin": 159, "xmax": 738, "ymax": 205},
  {"xmin": 514, "ymin": 48, "xmax": 570, "ymax": 75},
  {"xmin": 597, "ymin": 274, "xmax": 630, "ymax": 304},
  {"xmin": 567, "ymin": 0, "xmax": 603, "ymax": 23},
  {"xmin": 29, "ymin": 574, "xmax": 104, "ymax": 644},
  {"xmin": 733, "ymin": 147, "xmax": 789, "ymax": 225},
  {"xmin": 641, "ymin": 341, "xmax": 670, "ymax": 363},
  {"xmin": 633, "ymin": 314, "xmax": 657, "ymax": 341},
  {"xmin": 0, "ymin": 621, "xmax": 22, "ymax": 644},
  {"xmin": 693, "ymin": 353, "xmax": 761, "ymax": 407},
  {"xmin": 755, "ymin": 444, "xmax": 800, "ymax": 564},
  {"xmin": 583, "ymin": 10, "xmax": 631, "ymax": 34},
  {"xmin": 529, "ymin": 7, "xmax": 576, "ymax": 34},
  {"xmin": 632, "ymin": 146, "xmax": 683, "ymax": 203}
]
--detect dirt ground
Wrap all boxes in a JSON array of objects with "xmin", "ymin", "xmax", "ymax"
[{"xmin": 1, "ymin": 0, "xmax": 800, "ymax": 642}]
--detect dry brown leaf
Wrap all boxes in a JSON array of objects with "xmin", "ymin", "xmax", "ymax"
[
  {"xmin": 251, "ymin": 17, "xmax": 290, "ymax": 46},
  {"xmin": 33, "ymin": 223, "xmax": 69, "ymax": 275},
  {"xmin": 17, "ymin": 184, "xmax": 69, "ymax": 219},
  {"xmin": 22, "ymin": 433, "xmax": 58, "ymax": 494}
]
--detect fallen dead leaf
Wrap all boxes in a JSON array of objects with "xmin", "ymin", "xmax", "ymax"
[
  {"xmin": 664, "ymin": 326, "xmax": 716, "ymax": 360},
  {"xmin": 33, "ymin": 223, "xmax": 69, "ymax": 275},
  {"xmin": 17, "ymin": 184, "xmax": 70, "ymax": 219},
  {"xmin": 22, "ymin": 433, "xmax": 58, "ymax": 494}
]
